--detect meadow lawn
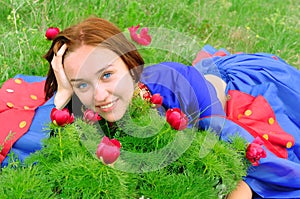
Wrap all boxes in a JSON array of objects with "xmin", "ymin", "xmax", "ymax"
[{"xmin": 1, "ymin": 0, "xmax": 300, "ymax": 86}]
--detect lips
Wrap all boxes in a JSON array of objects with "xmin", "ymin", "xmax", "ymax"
[{"xmin": 96, "ymin": 99, "xmax": 118, "ymax": 112}]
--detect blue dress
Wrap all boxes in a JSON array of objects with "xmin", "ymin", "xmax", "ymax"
[
  {"xmin": 194, "ymin": 45, "xmax": 300, "ymax": 198},
  {"xmin": 141, "ymin": 46, "xmax": 300, "ymax": 198}
]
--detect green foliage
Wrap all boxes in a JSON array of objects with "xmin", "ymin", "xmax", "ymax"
[
  {"xmin": 136, "ymin": 169, "xmax": 218, "ymax": 199},
  {"xmin": 0, "ymin": 165, "xmax": 54, "ymax": 199},
  {"xmin": 0, "ymin": 97, "xmax": 247, "ymax": 198},
  {"xmin": 0, "ymin": 122, "xmax": 131, "ymax": 199}
]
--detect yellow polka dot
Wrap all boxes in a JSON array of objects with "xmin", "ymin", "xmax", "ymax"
[
  {"xmin": 226, "ymin": 94, "xmax": 231, "ymax": 101},
  {"xmin": 268, "ymin": 117, "xmax": 275, "ymax": 125},
  {"xmin": 14, "ymin": 79, "xmax": 22, "ymax": 84},
  {"xmin": 286, "ymin": 141, "xmax": 293, "ymax": 148},
  {"xmin": 19, "ymin": 121, "xmax": 27, "ymax": 128},
  {"xmin": 237, "ymin": 114, "xmax": 243, "ymax": 119},
  {"xmin": 24, "ymin": 106, "xmax": 29, "ymax": 110},
  {"xmin": 30, "ymin": 95, "xmax": 37, "ymax": 100},
  {"xmin": 6, "ymin": 89, "xmax": 14, "ymax": 93},
  {"xmin": 263, "ymin": 134, "xmax": 269, "ymax": 140},
  {"xmin": 6, "ymin": 102, "xmax": 14, "ymax": 108},
  {"xmin": 244, "ymin": 109, "xmax": 252, "ymax": 116}
]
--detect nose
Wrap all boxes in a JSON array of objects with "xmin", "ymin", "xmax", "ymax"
[{"xmin": 94, "ymin": 83, "xmax": 109, "ymax": 102}]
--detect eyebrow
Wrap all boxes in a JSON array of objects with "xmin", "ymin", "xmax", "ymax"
[{"xmin": 70, "ymin": 65, "xmax": 112, "ymax": 82}]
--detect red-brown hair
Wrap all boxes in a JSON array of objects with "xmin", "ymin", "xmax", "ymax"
[{"xmin": 44, "ymin": 17, "xmax": 144, "ymax": 100}]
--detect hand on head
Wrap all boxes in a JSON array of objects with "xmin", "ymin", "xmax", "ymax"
[{"xmin": 51, "ymin": 44, "xmax": 73, "ymax": 109}]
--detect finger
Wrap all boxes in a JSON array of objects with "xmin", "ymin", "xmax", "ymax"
[
  {"xmin": 51, "ymin": 44, "xmax": 67, "ymax": 70},
  {"xmin": 56, "ymin": 44, "xmax": 68, "ymax": 57}
]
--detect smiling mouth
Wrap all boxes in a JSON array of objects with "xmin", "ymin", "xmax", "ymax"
[{"xmin": 97, "ymin": 99, "xmax": 118, "ymax": 111}]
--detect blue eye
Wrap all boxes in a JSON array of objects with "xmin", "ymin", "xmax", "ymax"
[
  {"xmin": 77, "ymin": 83, "xmax": 88, "ymax": 89},
  {"xmin": 103, "ymin": 72, "xmax": 112, "ymax": 79}
]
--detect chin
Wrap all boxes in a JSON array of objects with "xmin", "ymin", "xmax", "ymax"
[
  {"xmin": 105, "ymin": 117, "xmax": 118, "ymax": 123},
  {"xmin": 103, "ymin": 113, "xmax": 124, "ymax": 123},
  {"xmin": 100, "ymin": 105, "xmax": 128, "ymax": 122}
]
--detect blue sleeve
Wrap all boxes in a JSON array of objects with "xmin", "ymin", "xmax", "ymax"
[
  {"xmin": 13, "ymin": 74, "xmax": 46, "ymax": 83},
  {"xmin": 141, "ymin": 62, "xmax": 224, "ymax": 126}
]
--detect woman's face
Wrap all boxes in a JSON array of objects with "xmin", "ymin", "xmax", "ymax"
[{"xmin": 64, "ymin": 45, "xmax": 135, "ymax": 122}]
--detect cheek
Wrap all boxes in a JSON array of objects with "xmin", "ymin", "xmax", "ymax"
[{"xmin": 114, "ymin": 74, "xmax": 134, "ymax": 98}]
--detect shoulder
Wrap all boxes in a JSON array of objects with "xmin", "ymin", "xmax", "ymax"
[
  {"xmin": 144, "ymin": 61, "xmax": 192, "ymax": 71},
  {"xmin": 142, "ymin": 62, "xmax": 202, "ymax": 80},
  {"xmin": 141, "ymin": 61, "xmax": 208, "ymax": 89}
]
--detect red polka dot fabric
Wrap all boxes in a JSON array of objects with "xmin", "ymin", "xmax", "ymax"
[{"xmin": 0, "ymin": 78, "xmax": 46, "ymax": 163}]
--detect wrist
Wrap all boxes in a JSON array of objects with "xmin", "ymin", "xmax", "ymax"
[{"xmin": 54, "ymin": 90, "xmax": 72, "ymax": 110}]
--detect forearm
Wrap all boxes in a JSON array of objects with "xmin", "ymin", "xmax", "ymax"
[
  {"xmin": 54, "ymin": 90, "xmax": 72, "ymax": 110},
  {"xmin": 51, "ymin": 43, "xmax": 73, "ymax": 110},
  {"xmin": 227, "ymin": 181, "xmax": 252, "ymax": 199}
]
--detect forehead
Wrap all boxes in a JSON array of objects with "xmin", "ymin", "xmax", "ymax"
[{"xmin": 64, "ymin": 45, "xmax": 119, "ymax": 75}]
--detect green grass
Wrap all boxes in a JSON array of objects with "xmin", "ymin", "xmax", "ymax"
[{"xmin": 1, "ymin": 0, "xmax": 300, "ymax": 86}]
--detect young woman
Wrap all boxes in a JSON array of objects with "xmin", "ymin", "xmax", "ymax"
[{"xmin": 1, "ymin": 16, "xmax": 299, "ymax": 198}]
